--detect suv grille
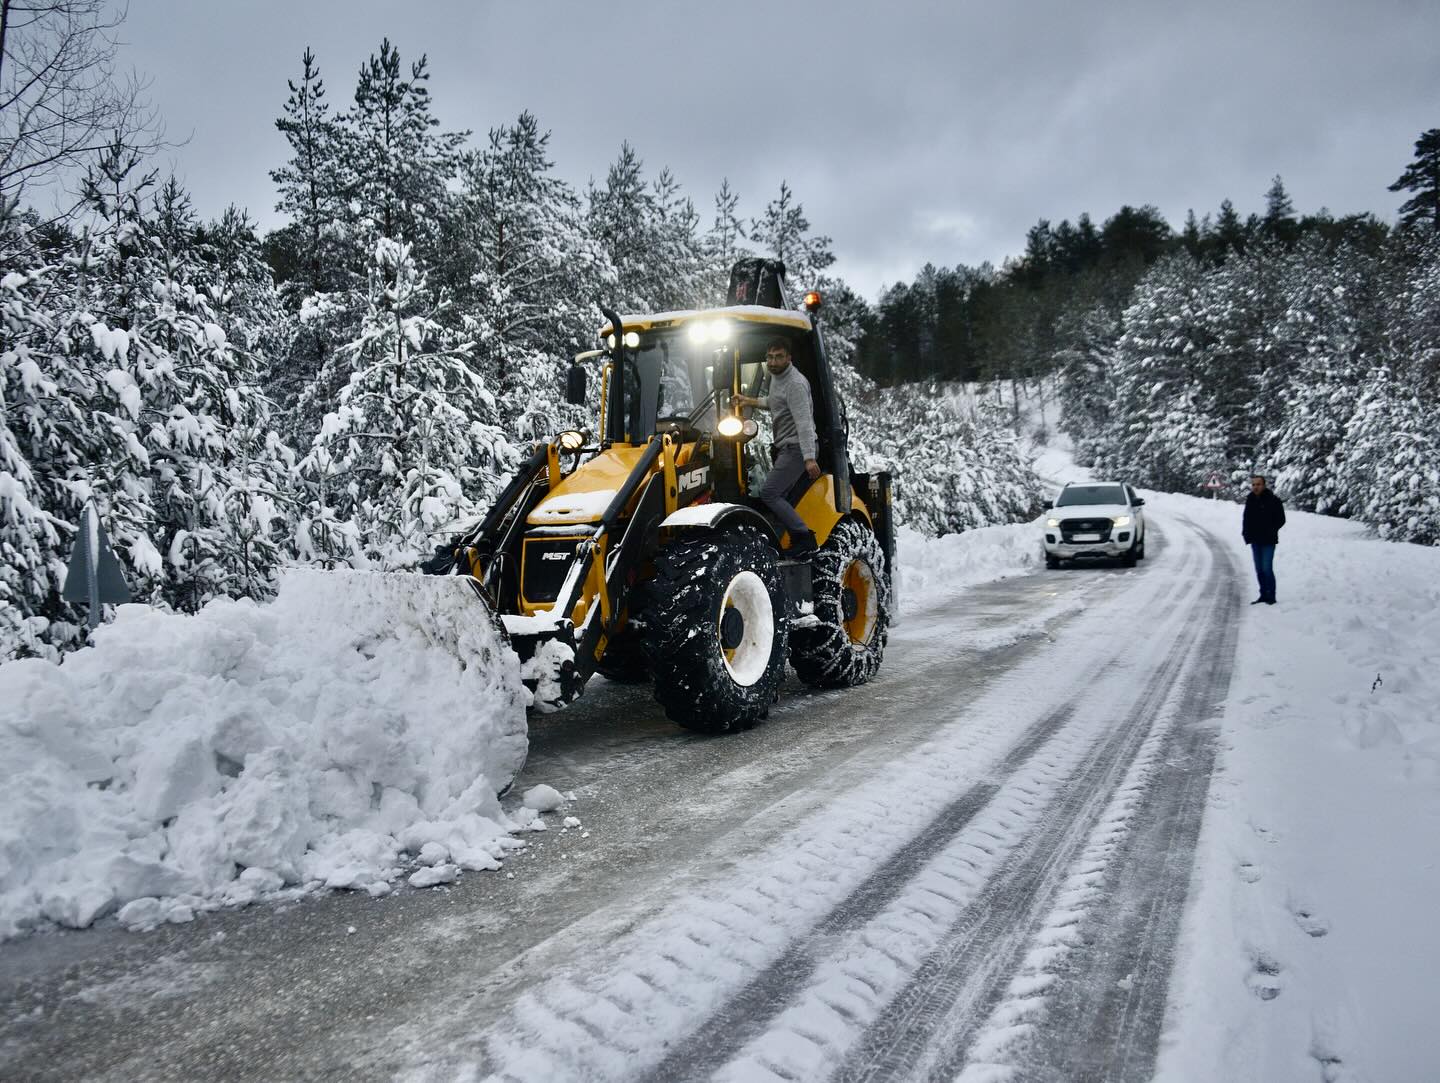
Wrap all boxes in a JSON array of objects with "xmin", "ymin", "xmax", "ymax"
[{"xmin": 1060, "ymin": 517, "xmax": 1113, "ymax": 543}]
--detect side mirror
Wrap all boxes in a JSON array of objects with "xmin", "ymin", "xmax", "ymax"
[
  {"xmin": 1042, "ymin": 499, "xmax": 1053, "ymax": 510},
  {"xmin": 565, "ymin": 364, "xmax": 587, "ymax": 405},
  {"xmin": 1134, "ymin": 497, "xmax": 1145, "ymax": 507},
  {"xmin": 711, "ymin": 352, "xmax": 735, "ymax": 393}
]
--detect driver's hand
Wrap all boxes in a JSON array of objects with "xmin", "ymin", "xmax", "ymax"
[
  {"xmin": 805, "ymin": 459, "xmax": 821, "ymax": 479},
  {"xmin": 733, "ymin": 394, "xmax": 755, "ymax": 409}
]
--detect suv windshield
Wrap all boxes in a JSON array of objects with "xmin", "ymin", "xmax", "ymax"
[{"xmin": 1055, "ymin": 484, "xmax": 1126, "ymax": 507}]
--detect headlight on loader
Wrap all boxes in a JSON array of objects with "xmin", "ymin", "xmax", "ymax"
[{"xmin": 715, "ymin": 416, "xmax": 760, "ymax": 442}]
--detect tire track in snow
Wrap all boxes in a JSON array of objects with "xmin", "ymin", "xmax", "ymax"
[
  {"xmin": 641, "ymin": 698, "xmax": 1082, "ymax": 1083},
  {"xmin": 437, "ymin": 524, "xmax": 1210, "ymax": 1083},
  {"xmin": 708, "ymin": 530, "xmax": 1218, "ymax": 1083},
  {"xmin": 951, "ymin": 521, "xmax": 1242, "ymax": 1082}
]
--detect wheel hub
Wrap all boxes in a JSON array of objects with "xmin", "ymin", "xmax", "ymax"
[
  {"xmin": 841, "ymin": 558, "xmax": 877, "ymax": 645},
  {"xmin": 720, "ymin": 606, "xmax": 745, "ymax": 650}
]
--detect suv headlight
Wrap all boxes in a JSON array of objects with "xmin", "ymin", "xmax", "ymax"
[
  {"xmin": 1046, "ymin": 517, "xmax": 1060, "ymax": 528},
  {"xmin": 1112, "ymin": 515, "xmax": 1132, "ymax": 527}
]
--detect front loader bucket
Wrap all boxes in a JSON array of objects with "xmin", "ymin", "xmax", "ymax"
[
  {"xmin": 275, "ymin": 568, "xmax": 529, "ymax": 792},
  {"xmin": 499, "ymin": 614, "xmax": 587, "ymax": 715}
]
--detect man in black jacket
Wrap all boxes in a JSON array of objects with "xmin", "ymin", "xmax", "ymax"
[{"xmin": 1243, "ymin": 475, "xmax": 1287, "ymax": 605}]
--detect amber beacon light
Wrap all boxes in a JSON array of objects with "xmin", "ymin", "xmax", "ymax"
[{"xmin": 803, "ymin": 290, "xmax": 822, "ymax": 312}]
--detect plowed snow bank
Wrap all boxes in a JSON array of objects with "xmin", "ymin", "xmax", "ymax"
[
  {"xmin": 895, "ymin": 523, "xmax": 1040, "ymax": 615},
  {"xmin": 0, "ymin": 570, "xmax": 528, "ymax": 939}
]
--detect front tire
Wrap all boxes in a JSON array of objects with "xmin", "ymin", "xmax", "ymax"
[
  {"xmin": 790, "ymin": 518, "xmax": 890, "ymax": 688},
  {"xmin": 644, "ymin": 533, "xmax": 788, "ymax": 733}
]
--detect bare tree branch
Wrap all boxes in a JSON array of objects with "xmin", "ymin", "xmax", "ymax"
[{"xmin": 0, "ymin": 0, "xmax": 164, "ymax": 214}]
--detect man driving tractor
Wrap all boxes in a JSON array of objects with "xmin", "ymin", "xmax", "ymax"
[{"xmin": 733, "ymin": 338, "xmax": 820, "ymax": 559}]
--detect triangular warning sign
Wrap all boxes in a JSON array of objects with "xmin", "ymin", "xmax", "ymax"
[{"xmin": 63, "ymin": 506, "xmax": 132, "ymax": 605}]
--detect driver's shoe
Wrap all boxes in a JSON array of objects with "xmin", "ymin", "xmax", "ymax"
[{"xmin": 785, "ymin": 531, "xmax": 818, "ymax": 559}]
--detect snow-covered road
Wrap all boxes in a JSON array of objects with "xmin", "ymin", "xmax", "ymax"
[{"xmin": 0, "ymin": 507, "xmax": 1247, "ymax": 1081}]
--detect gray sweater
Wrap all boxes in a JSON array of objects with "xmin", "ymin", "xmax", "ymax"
[{"xmin": 758, "ymin": 364, "xmax": 818, "ymax": 460}]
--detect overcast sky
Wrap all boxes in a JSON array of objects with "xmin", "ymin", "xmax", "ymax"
[{"xmin": 119, "ymin": 0, "xmax": 1439, "ymax": 300}]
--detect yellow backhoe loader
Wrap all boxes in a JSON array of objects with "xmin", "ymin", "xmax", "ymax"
[{"xmin": 434, "ymin": 259, "xmax": 896, "ymax": 733}]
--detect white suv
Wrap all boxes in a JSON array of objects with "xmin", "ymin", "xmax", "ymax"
[{"xmin": 1042, "ymin": 481, "xmax": 1147, "ymax": 568}]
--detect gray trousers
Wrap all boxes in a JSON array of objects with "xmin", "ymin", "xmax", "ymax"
[{"xmin": 759, "ymin": 443, "xmax": 811, "ymax": 536}]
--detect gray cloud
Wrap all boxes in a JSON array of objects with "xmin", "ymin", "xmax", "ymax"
[{"xmin": 122, "ymin": 0, "xmax": 1440, "ymax": 299}]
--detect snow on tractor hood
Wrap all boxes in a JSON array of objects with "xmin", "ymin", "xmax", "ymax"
[
  {"xmin": 528, "ymin": 445, "xmax": 651, "ymax": 526},
  {"xmin": 529, "ymin": 488, "xmax": 618, "ymax": 525}
]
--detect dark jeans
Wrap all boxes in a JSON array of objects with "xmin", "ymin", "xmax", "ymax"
[
  {"xmin": 1250, "ymin": 543, "xmax": 1277, "ymax": 602},
  {"xmin": 758, "ymin": 443, "xmax": 811, "ymax": 537}
]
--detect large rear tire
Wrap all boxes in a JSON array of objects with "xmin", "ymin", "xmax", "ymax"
[
  {"xmin": 790, "ymin": 518, "xmax": 890, "ymax": 688},
  {"xmin": 644, "ymin": 532, "xmax": 788, "ymax": 733}
]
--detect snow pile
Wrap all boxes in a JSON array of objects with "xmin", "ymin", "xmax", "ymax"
[
  {"xmin": 0, "ymin": 569, "xmax": 529, "ymax": 940},
  {"xmin": 894, "ymin": 521, "xmax": 1039, "ymax": 615}
]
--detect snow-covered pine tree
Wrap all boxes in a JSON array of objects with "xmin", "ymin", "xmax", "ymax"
[
  {"xmin": 267, "ymin": 47, "xmax": 353, "ymax": 434},
  {"xmin": 586, "ymin": 143, "xmax": 706, "ymax": 314},
  {"xmin": 701, "ymin": 178, "xmax": 749, "ymax": 305},
  {"xmin": 1261, "ymin": 175, "xmax": 1300, "ymax": 247},
  {"xmin": 1100, "ymin": 253, "xmax": 1228, "ymax": 490},
  {"xmin": 281, "ymin": 40, "xmax": 469, "ymax": 450},
  {"xmin": 1264, "ymin": 238, "xmax": 1370, "ymax": 513},
  {"xmin": 300, "ymin": 237, "xmax": 512, "ymax": 569},
  {"xmin": 0, "ymin": 222, "xmax": 73, "ymax": 658},
  {"xmin": 1331, "ymin": 367, "xmax": 1440, "ymax": 544},
  {"xmin": 449, "ymin": 112, "xmax": 614, "ymax": 441},
  {"xmin": 1055, "ymin": 303, "xmax": 1122, "ymax": 466},
  {"xmin": 1388, "ymin": 128, "xmax": 1440, "ymax": 235},
  {"xmin": 343, "ymin": 39, "xmax": 467, "ymax": 261},
  {"xmin": 750, "ymin": 181, "xmax": 835, "ymax": 295},
  {"xmin": 647, "ymin": 167, "xmax": 705, "ymax": 312},
  {"xmin": 270, "ymin": 47, "xmax": 348, "ymax": 297},
  {"xmin": 99, "ymin": 175, "xmax": 293, "ymax": 611},
  {"xmin": 587, "ymin": 143, "xmax": 655, "ymax": 312}
]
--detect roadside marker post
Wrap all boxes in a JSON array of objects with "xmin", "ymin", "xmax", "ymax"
[{"xmin": 62, "ymin": 504, "xmax": 132, "ymax": 630}]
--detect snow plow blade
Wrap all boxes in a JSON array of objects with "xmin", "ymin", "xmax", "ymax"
[{"xmin": 276, "ymin": 567, "xmax": 530, "ymax": 789}]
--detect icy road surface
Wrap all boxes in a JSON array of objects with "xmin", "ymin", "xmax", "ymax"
[{"xmin": 0, "ymin": 514, "xmax": 1237, "ymax": 1081}]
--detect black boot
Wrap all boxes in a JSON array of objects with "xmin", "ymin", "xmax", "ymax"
[{"xmin": 786, "ymin": 531, "xmax": 818, "ymax": 559}]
